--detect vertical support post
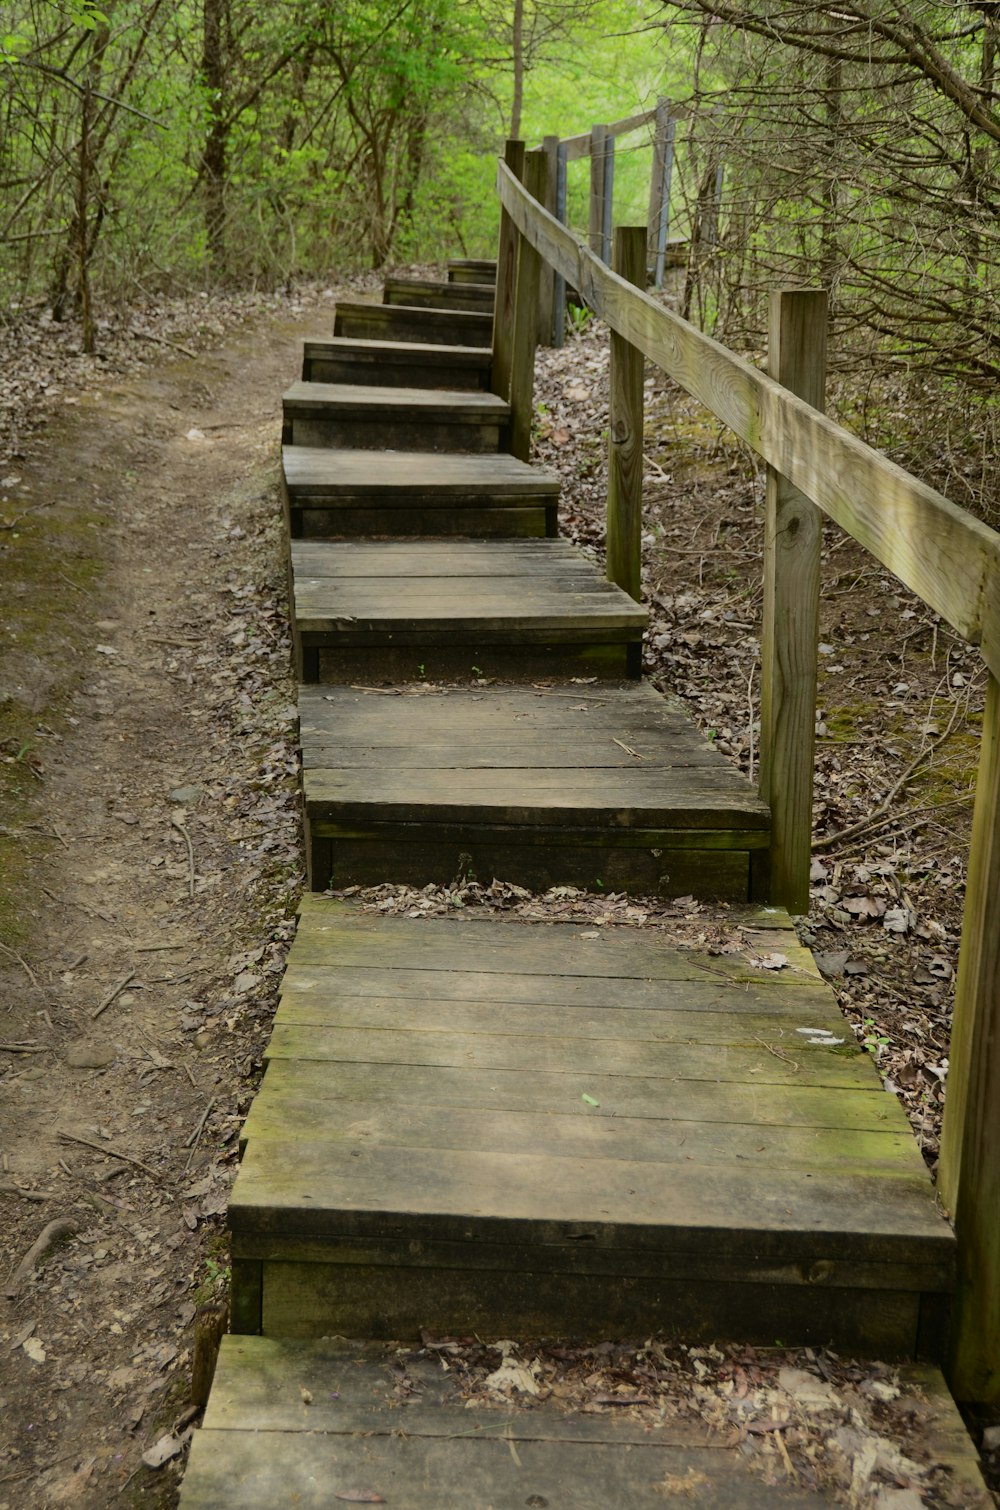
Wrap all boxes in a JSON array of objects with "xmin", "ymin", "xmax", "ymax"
[
  {"xmin": 601, "ymin": 136, "xmax": 615, "ymax": 264},
  {"xmin": 537, "ymin": 135, "xmax": 559, "ymax": 345},
  {"xmin": 757, "ymin": 289, "xmax": 826, "ymax": 913},
  {"xmin": 588, "ymin": 124, "xmax": 608, "ymax": 258},
  {"xmin": 939, "ymin": 670, "xmax": 1000, "ymax": 1402},
  {"xmin": 648, "ymin": 99, "xmax": 675, "ymax": 288},
  {"xmin": 606, "ymin": 226, "xmax": 646, "ymax": 603},
  {"xmin": 508, "ymin": 148, "xmax": 547, "ymax": 463},
  {"xmin": 491, "ymin": 138, "xmax": 525, "ymax": 402},
  {"xmin": 553, "ymin": 142, "xmax": 568, "ymax": 348}
]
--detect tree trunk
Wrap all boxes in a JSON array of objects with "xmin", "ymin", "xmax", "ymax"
[{"xmin": 202, "ymin": 0, "xmax": 228, "ymax": 278}]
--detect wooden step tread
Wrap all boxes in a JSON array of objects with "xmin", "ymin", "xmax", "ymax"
[
  {"xmin": 227, "ymin": 904, "xmax": 953, "ymax": 1350},
  {"xmin": 282, "ymin": 380, "xmax": 508, "ymax": 418},
  {"xmin": 291, "ymin": 540, "xmax": 648, "ymax": 636},
  {"xmin": 183, "ymin": 1338, "xmax": 981, "ymax": 1508},
  {"xmin": 304, "ymin": 336, "xmax": 490, "ymax": 363},
  {"xmin": 283, "ymin": 446, "xmax": 559, "ymax": 498},
  {"xmin": 299, "ymin": 682, "xmax": 768, "ymax": 826},
  {"xmin": 383, "ymin": 276, "xmax": 495, "ymax": 311}
]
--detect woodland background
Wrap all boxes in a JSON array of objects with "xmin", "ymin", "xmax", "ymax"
[{"xmin": 2, "ymin": 0, "xmax": 999, "ymax": 519}]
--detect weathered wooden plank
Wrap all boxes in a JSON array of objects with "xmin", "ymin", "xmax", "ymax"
[
  {"xmin": 304, "ymin": 642, "xmax": 637, "ymax": 683},
  {"xmin": 290, "ymin": 539, "xmax": 586, "ymax": 574},
  {"xmin": 182, "ymin": 1417, "xmax": 821, "ymax": 1510},
  {"xmin": 495, "ymin": 161, "xmax": 1000, "ymax": 675},
  {"xmin": 758, "ymin": 291, "xmax": 826, "ymax": 914},
  {"xmin": 383, "ymin": 276, "xmax": 496, "ymax": 312},
  {"xmin": 242, "ymin": 1095, "xmax": 914, "ymax": 1176},
  {"xmin": 282, "ymin": 445, "xmax": 559, "ymax": 498},
  {"xmin": 333, "ymin": 298, "xmax": 493, "ymax": 347},
  {"xmin": 298, "ymin": 738, "xmax": 715, "ymax": 768},
  {"xmin": 448, "ymin": 256, "xmax": 497, "ymax": 284},
  {"xmin": 304, "ymin": 768, "xmax": 771, "ymax": 824},
  {"xmin": 307, "ymin": 829, "xmax": 756, "ymax": 895},
  {"xmin": 508, "ymin": 148, "xmax": 547, "ymax": 460},
  {"xmin": 491, "ymin": 138, "xmax": 524, "ymax": 405},
  {"xmin": 293, "ymin": 581, "xmax": 647, "ymax": 623},
  {"xmin": 231, "ymin": 1137, "xmax": 944, "ymax": 1243},
  {"xmin": 939, "ymin": 671, "xmax": 1000, "ymax": 1401},
  {"xmin": 606, "ymin": 226, "xmax": 646, "ymax": 602},
  {"xmin": 293, "ymin": 505, "xmax": 553, "ymax": 540},
  {"xmin": 302, "ymin": 337, "xmax": 491, "ymax": 391},
  {"xmin": 245, "ymin": 1056, "xmax": 909, "ymax": 1133},
  {"xmin": 259, "ymin": 1262, "xmax": 922, "ymax": 1353},
  {"xmin": 282, "ymin": 380, "xmax": 508, "ymax": 418},
  {"xmin": 261, "ymin": 1020, "xmax": 868, "ymax": 1088},
  {"xmin": 269, "ymin": 992, "xmax": 850, "ymax": 1047}
]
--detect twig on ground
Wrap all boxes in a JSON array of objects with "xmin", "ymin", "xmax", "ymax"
[
  {"xmin": 171, "ymin": 816, "xmax": 196, "ymax": 898},
  {"xmin": 0, "ymin": 941, "xmax": 40, "ymax": 989},
  {"xmin": 56, "ymin": 1130, "xmax": 165, "ymax": 1184},
  {"xmin": 130, "ymin": 328, "xmax": 197, "ymax": 359},
  {"xmin": 752, "ymin": 1035, "xmax": 800, "ymax": 1071},
  {"xmin": 184, "ymin": 1099, "xmax": 216, "ymax": 1171},
  {"xmin": 92, "ymin": 969, "xmax": 136, "ymax": 1020}
]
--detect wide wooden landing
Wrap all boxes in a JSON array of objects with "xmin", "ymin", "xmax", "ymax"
[
  {"xmin": 302, "ymin": 336, "xmax": 491, "ymax": 390},
  {"xmin": 180, "ymin": 1338, "xmax": 990, "ymax": 1509},
  {"xmin": 333, "ymin": 298, "xmax": 493, "ymax": 348},
  {"xmin": 282, "ymin": 380, "xmax": 508, "ymax": 452},
  {"xmin": 228, "ymin": 901, "xmax": 953, "ymax": 1352},
  {"xmin": 282, "ymin": 445, "xmax": 559, "ymax": 539},
  {"xmin": 299, "ymin": 681, "xmax": 770, "ymax": 895},
  {"xmin": 383, "ymin": 275, "xmax": 496, "ymax": 312},
  {"xmin": 289, "ymin": 539, "xmax": 647, "ymax": 681}
]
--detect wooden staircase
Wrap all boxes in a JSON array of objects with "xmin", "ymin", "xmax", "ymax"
[{"xmin": 178, "ymin": 260, "xmax": 968, "ymax": 1507}]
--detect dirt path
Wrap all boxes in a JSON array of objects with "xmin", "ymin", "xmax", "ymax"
[{"xmin": 0, "ymin": 296, "xmax": 333, "ymax": 1507}]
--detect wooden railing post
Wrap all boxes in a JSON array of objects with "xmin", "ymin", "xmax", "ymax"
[
  {"xmin": 648, "ymin": 98, "xmax": 675, "ymax": 289},
  {"xmin": 552, "ymin": 143, "xmax": 568, "ymax": 348},
  {"xmin": 939, "ymin": 669, "xmax": 1000, "ymax": 1402},
  {"xmin": 757, "ymin": 289, "xmax": 827, "ymax": 912},
  {"xmin": 538, "ymin": 135, "xmax": 559, "ymax": 345},
  {"xmin": 491, "ymin": 139, "xmax": 525, "ymax": 403},
  {"xmin": 507, "ymin": 148, "xmax": 547, "ymax": 462},
  {"xmin": 588, "ymin": 125, "xmax": 609, "ymax": 261},
  {"xmin": 606, "ymin": 226, "xmax": 646, "ymax": 603}
]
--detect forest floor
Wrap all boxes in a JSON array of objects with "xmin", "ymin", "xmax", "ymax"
[{"xmin": 0, "ymin": 283, "xmax": 996, "ymax": 1508}]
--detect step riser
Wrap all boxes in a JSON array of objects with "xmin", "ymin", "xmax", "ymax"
[
  {"xmin": 231, "ymin": 1255, "xmax": 944, "ymax": 1359},
  {"xmin": 334, "ymin": 305, "xmax": 492, "ymax": 347},
  {"xmin": 383, "ymin": 279, "xmax": 495, "ymax": 313},
  {"xmin": 283, "ymin": 416, "xmax": 505, "ymax": 452},
  {"xmin": 303, "ymin": 355, "xmax": 490, "ymax": 390},
  {"xmin": 304, "ymin": 825, "xmax": 763, "ymax": 899},
  {"xmin": 288, "ymin": 504, "xmax": 555, "ymax": 539},
  {"xmin": 295, "ymin": 640, "xmax": 642, "ymax": 683},
  {"xmin": 448, "ymin": 261, "xmax": 497, "ymax": 285}
]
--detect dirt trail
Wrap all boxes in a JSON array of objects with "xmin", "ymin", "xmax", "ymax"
[{"xmin": 0, "ymin": 295, "xmax": 332, "ymax": 1507}]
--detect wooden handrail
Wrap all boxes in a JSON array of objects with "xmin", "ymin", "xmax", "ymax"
[
  {"xmin": 497, "ymin": 159, "xmax": 1000, "ymax": 675},
  {"xmin": 556, "ymin": 105, "xmax": 659, "ymax": 161},
  {"xmin": 494, "ymin": 148, "xmax": 1000, "ymax": 1402}
]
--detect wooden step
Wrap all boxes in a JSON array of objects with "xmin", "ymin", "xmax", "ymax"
[
  {"xmin": 383, "ymin": 276, "xmax": 495, "ymax": 313},
  {"xmin": 289, "ymin": 539, "xmax": 647, "ymax": 681},
  {"xmin": 448, "ymin": 256, "xmax": 497, "ymax": 284},
  {"xmin": 181, "ymin": 1337, "xmax": 988, "ymax": 1508},
  {"xmin": 282, "ymin": 446, "xmax": 559, "ymax": 539},
  {"xmin": 282, "ymin": 381, "xmax": 508, "ymax": 453},
  {"xmin": 302, "ymin": 337, "xmax": 491, "ymax": 390},
  {"xmin": 333, "ymin": 298, "xmax": 493, "ymax": 348},
  {"xmin": 299, "ymin": 681, "xmax": 770, "ymax": 896},
  {"xmin": 226, "ymin": 900, "xmax": 954, "ymax": 1353}
]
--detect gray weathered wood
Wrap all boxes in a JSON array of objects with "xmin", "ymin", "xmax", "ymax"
[
  {"xmin": 940, "ymin": 671, "xmax": 1000, "ymax": 1402},
  {"xmin": 491, "ymin": 138, "xmax": 524, "ymax": 403},
  {"xmin": 508, "ymin": 148, "xmax": 547, "ymax": 462},
  {"xmin": 606, "ymin": 226, "xmax": 646, "ymax": 602},
  {"xmin": 538, "ymin": 135, "xmax": 559, "ymax": 345},
  {"xmin": 758, "ymin": 291, "xmax": 826, "ymax": 914},
  {"xmin": 494, "ymin": 161, "xmax": 1000, "ymax": 676},
  {"xmin": 334, "ymin": 298, "xmax": 493, "ymax": 348},
  {"xmin": 383, "ymin": 276, "xmax": 495, "ymax": 313},
  {"xmin": 588, "ymin": 124, "xmax": 609, "ymax": 258},
  {"xmin": 302, "ymin": 337, "xmax": 491, "ymax": 390}
]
